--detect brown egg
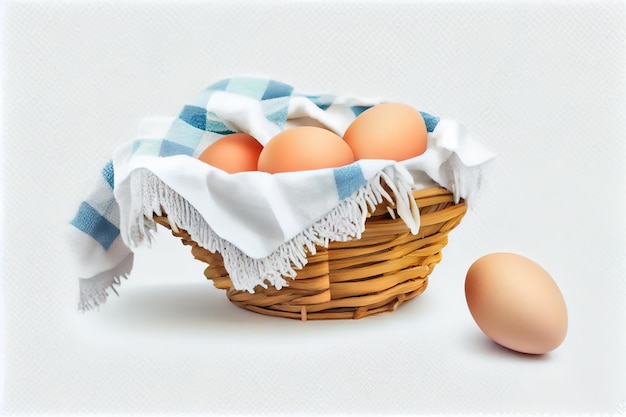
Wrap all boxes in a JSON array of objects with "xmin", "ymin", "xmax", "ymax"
[
  {"xmin": 198, "ymin": 133, "xmax": 263, "ymax": 173},
  {"xmin": 465, "ymin": 253, "xmax": 568, "ymax": 355},
  {"xmin": 258, "ymin": 126, "xmax": 355, "ymax": 173},
  {"xmin": 343, "ymin": 102, "xmax": 427, "ymax": 161}
]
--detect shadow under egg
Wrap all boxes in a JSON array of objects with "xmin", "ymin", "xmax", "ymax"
[{"xmin": 464, "ymin": 329, "xmax": 553, "ymax": 361}]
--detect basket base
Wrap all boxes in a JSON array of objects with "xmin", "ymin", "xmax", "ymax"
[
  {"xmin": 153, "ymin": 186, "xmax": 466, "ymax": 322},
  {"xmin": 227, "ymin": 278, "xmax": 428, "ymax": 321}
]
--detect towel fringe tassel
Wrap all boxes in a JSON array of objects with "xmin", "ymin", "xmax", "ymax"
[{"xmin": 78, "ymin": 252, "xmax": 134, "ymax": 312}]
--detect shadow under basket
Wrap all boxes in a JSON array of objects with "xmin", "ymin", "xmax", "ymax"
[{"xmin": 154, "ymin": 187, "xmax": 467, "ymax": 321}]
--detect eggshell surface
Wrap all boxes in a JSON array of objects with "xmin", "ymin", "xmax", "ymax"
[
  {"xmin": 258, "ymin": 126, "xmax": 355, "ymax": 173},
  {"xmin": 343, "ymin": 102, "xmax": 428, "ymax": 161},
  {"xmin": 465, "ymin": 252, "xmax": 568, "ymax": 355},
  {"xmin": 198, "ymin": 133, "xmax": 263, "ymax": 174}
]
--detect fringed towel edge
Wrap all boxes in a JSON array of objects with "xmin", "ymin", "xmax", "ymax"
[
  {"xmin": 78, "ymin": 252, "xmax": 134, "ymax": 312},
  {"xmin": 123, "ymin": 165, "xmax": 419, "ymax": 293}
]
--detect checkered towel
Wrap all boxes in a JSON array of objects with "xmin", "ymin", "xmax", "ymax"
[{"xmin": 69, "ymin": 76, "xmax": 495, "ymax": 311}]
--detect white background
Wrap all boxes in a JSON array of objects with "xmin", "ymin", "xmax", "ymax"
[{"xmin": 2, "ymin": 0, "xmax": 626, "ymax": 415}]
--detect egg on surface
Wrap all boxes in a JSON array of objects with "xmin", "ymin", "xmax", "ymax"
[
  {"xmin": 465, "ymin": 252, "xmax": 568, "ymax": 355},
  {"xmin": 198, "ymin": 133, "xmax": 263, "ymax": 174},
  {"xmin": 343, "ymin": 102, "xmax": 428, "ymax": 161},
  {"xmin": 257, "ymin": 126, "xmax": 355, "ymax": 174}
]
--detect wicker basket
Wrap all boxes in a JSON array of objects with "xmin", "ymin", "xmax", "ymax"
[{"xmin": 153, "ymin": 186, "xmax": 466, "ymax": 321}]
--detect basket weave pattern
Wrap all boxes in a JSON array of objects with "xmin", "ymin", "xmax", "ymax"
[{"xmin": 154, "ymin": 187, "xmax": 466, "ymax": 321}]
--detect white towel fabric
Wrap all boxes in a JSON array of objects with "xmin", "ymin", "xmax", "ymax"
[{"xmin": 69, "ymin": 76, "xmax": 495, "ymax": 311}]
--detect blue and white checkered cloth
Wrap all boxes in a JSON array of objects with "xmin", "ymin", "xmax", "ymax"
[{"xmin": 69, "ymin": 76, "xmax": 495, "ymax": 311}]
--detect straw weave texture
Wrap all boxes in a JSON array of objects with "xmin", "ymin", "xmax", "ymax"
[{"xmin": 154, "ymin": 186, "xmax": 466, "ymax": 320}]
